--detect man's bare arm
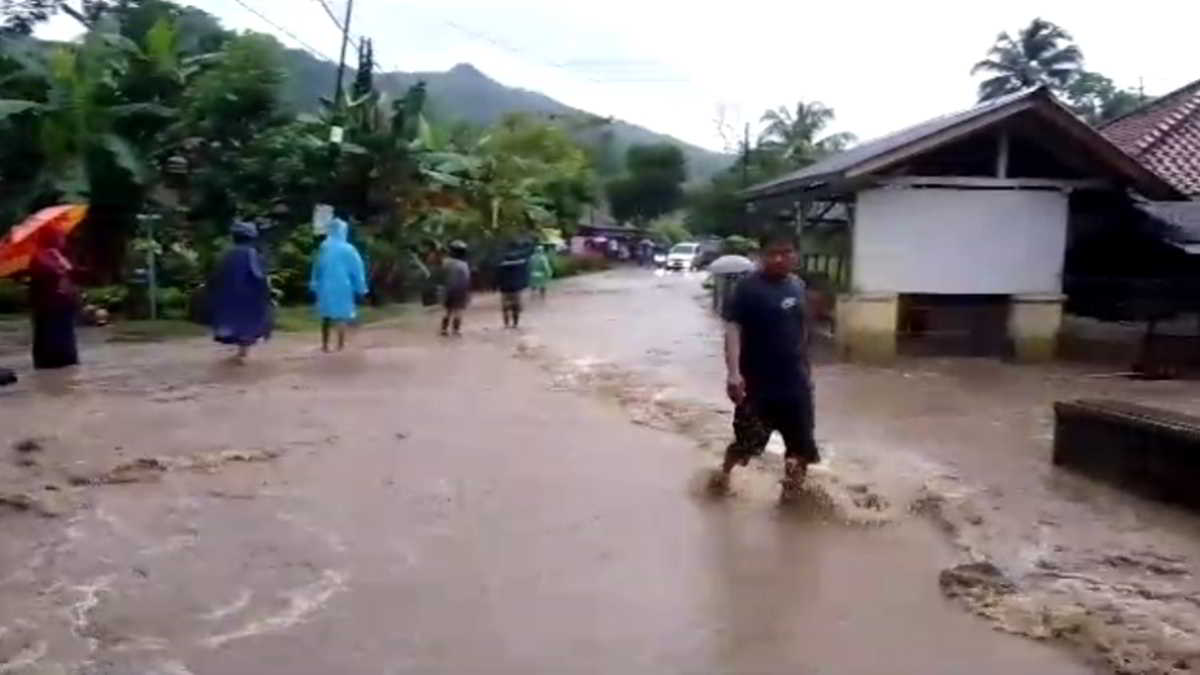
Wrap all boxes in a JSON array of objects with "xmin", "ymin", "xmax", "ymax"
[{"xmin": 724, "ymin": 321, "xmax": 745, "ymax": 403}]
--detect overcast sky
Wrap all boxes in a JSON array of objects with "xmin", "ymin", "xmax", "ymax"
[{"xmin": 36, "ymin": 0, "xmax": 1200, "ymax": 153}]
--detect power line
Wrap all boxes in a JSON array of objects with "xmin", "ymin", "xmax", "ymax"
[
  {"xmin": 310, "ymin": 0, "xmax": 360, "ymax": 52},
  {"xmin": 226, "ymin": 0, "xmax": 335, "ymax": 62},
  {"xmin": 439, "ymin": 19, "xmax": 687, "ymax": 87},
  {"xmin": 440, "ymin": 19, "xmax": 603, "ymax": 86}
]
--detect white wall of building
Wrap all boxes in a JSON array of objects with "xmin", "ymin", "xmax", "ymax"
[{"xmin": 853, "ymin": 187, "xmax": 1069, "ymax": 294}]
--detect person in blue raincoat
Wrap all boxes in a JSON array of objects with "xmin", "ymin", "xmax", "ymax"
[
  {"xmin": 211, "ymin": 221, "xmax": 272, "ymax": 363},
  {"xmin": 310, "ymin": 217, "xmax": 368, "ymax": 352}
]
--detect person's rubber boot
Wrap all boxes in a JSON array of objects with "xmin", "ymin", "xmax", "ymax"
[
  {"xmin": 513, "ymin": 310, "xmax": 521, "ymax": 329},
  {"xmin": 452, "ymin": 318, "xmax": 462, "ymax": 337},
  {"xmin": 0, "ymin": 367, "xmax": 16, "ymax": 387},
  {"xmin": 440, "ymin": 316, "xmax": 450, "ymax": 337}
]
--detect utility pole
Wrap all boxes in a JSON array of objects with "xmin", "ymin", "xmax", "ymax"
[{"xmin": 332, "ymin": 0, "xmax": 356, "ymax": 109}]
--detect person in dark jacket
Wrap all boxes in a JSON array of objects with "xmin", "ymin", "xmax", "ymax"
[
  {"xmin": 28, "ymin": 227, "xmax": 80, "ymax": 370},
  {"xmin": 496, "ymin": 241, "xmax": 532, "ymax": 328},
  {"xmin": 211, "ymin": 221, "xmax": 271, "ymax": 363}
]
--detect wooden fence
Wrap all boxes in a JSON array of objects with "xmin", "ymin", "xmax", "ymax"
[{"xmin": 799, "ymin": 254, "xmax": 850, "ymax": 291}]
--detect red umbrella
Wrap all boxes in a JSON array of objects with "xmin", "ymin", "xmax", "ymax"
[{"xmin": 0, "ymin": 205, "xmax": 88, "ymax": 278}]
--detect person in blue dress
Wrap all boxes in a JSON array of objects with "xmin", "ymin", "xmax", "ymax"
[
  {"xmin": 310, "ymin": 217, "xmax": 368, "ymax": 352},
  {"xmin": 211, "ymin": 221, "xmax": 271, "ymax": 363}
]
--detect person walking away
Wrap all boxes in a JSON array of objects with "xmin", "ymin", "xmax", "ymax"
[
  {"xmin": 496, "ymin": 242, "xmax": 532, "ymax": 328},
  {"xmin": 441, "ymin": 241, "xmax": 471, "ymax": 337},
  {"xmin": 28, "ymin": 228, "xmax": 80, "ymax": 370},
  {"xmin": 211, "ymin": 221, "xmax": 271, "ymax": 363},
  {"xmin": 311, "ymin": 217, "xmax": 368, "ymax": 352},
  {"xmin": 529, "ymin": 245, "xmax": 553, "ymax": 300},
  {"xmin": 714, "ymin": 232, "xmax": 819, "ymax": 497}
]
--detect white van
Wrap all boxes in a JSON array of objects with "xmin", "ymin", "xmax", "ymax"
[{"xmin": 665, "ymin": 242, "xmax": 700, "ymax": 271}]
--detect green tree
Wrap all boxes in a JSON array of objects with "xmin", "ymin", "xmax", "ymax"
[
  {"xmin": 647, "ymin": 213, "xmax": 690, "ymax": 245},
  {"xmin": 757, "ymin": 101, "xmax": 855, "ymax": 168},
  {"xmin": 607, "ymin": 143, "xmax": 687, "ymax": 224},
  {"xmin": 0, "ymin": 0, "xmax": 111, "ymax": 34},
  {"xmin": 971, "ymin": 18, "xmax": 1083, "ymax": 101},
  {"xmin": 1064, "ymin": 71, "xmax": 1147, "ymax": 125},
  {"xmin": 0, "ymin": 22, "xmax": 177, "ymax": 211},
  {"xmin": 174, "ymin": 32, "xmax": 288, "ymax": 224}
]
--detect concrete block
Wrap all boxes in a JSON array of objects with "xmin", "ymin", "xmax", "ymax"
[
  {"xmin": 835, "ymin": 293, "xmax": 898, "ymax": 363},
  {"xmin": 1009, "ymin": 294, "xmax": 1064, "ymax": 362}
]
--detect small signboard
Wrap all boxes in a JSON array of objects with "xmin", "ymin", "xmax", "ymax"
[{"xmin": 312, "ymin": 204, "xmax": 333, "ymax": 235}]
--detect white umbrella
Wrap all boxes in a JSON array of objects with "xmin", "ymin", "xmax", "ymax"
[{"xmin": 707, "ymin": 255, "xmax": 755, "ymax": 275}]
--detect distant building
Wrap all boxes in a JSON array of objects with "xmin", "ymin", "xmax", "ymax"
[{"xmin": 742, "ymin": 86, "xmax": 1184, "ymax": 362}]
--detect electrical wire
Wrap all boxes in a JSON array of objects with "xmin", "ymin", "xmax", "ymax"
[
  {"xmin": 310, "ymin": 0, "xmax": 360, "ymax": 52},
  {"xmin": 226, "ymin": 0, "xmax": 335, "ymax": 62}
]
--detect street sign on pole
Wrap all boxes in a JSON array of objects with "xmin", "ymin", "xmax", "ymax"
[{"xmin": 313, "ymin": 204, "xmax": 333, "ymax": 235}]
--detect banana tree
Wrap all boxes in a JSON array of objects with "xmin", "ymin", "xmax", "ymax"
[{"xmin": 0, "ymin": 19, "xmax": 182, "ymax": 276}]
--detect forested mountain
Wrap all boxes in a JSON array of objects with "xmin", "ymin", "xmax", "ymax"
[{"xmin": 278, "ymin": 50, "xmax": 731, "ymax": 180}]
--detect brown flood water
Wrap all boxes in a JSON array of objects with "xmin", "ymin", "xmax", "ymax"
[{"xmin": 0, "ymin": 268, "xmax": 1186, "ymax": 673}]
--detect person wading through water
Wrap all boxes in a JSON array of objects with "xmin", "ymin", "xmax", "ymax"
[
  {"xmin": 440, "ymin": 241, "xmax": 471, "ymax": 337},
  {"xmin": 713, "ymin": 230, "xmax": 820, "ymax": 498},
  {"xmin": 496, "ymin": 240, "xmax": 532, "ymax": 329},
  {"xmin": 529, "ymin": 244, "xmax": 553, "ymax": 301},
  {"xmin": 28, "ymin": 227, "xmax": 80, "ymax": 370},
  {"xmin": 211, "ymin": 221, "xmax": 272, "ymax": 363},
  {"xmin": 311, "ymin": 217, "xmax": 368, "ymax": 352}
]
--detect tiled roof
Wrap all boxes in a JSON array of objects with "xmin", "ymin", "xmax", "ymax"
[{"xmin": 1102, "ymin": 79, "xmax": 1200, "ymax": 197}]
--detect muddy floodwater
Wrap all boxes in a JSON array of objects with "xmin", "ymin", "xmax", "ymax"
[{"xmin": 1, "ymin": 269, "xmax": 1198, "ymax": 673}]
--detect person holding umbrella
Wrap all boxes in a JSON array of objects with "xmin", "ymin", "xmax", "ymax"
[
  {"xmin": 0, "ymin": 205, "xmax": 88, "ymax": 370},
  {"xmin": 28, "ymin": 227, "xmax": 81, "ymax": 370}
]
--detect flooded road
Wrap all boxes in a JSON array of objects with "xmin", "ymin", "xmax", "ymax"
[
  {"xmin": 526, "ymin": 269, "xmax": 1200, "ymax": 673},
  {"xmin": 0, "ymin": 268, "xmax": 1192, "ymax": 673}
]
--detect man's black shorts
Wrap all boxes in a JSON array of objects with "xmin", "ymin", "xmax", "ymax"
[{"xmin": 725, "ymin": 394, "xmax": 819, "ymax": 465}]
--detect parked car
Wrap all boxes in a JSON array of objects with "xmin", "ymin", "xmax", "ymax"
[
  {"xmin": 695, "ymin": 239, "xmax": 724, "ymax": 270},
  {"xmin": 665, "ymin": 242, "xmax": 701, "ymax": 271}
]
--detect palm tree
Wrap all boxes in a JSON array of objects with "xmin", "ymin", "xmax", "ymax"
[
  {"xmin": 757, "ymin": 101, "xmax": 856, "ymax": 168},
  {"xmin": 971, "ymin": 18, "xmax": 1083, "ymax": 101}
]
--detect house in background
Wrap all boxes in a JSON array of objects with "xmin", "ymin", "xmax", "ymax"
[
  {"xmin": 1059, "ymin": 79, "xmax": 1200, "ymax": 348},
  {"xmin": 741, "ymin": 86, "xmax": 1183, "ymax": 363}
]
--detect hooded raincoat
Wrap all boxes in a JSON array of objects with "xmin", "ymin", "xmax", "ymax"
[
  {"xmin": 310, "ymin": 218, "xmax": 368, "ymax": 321},
  {"xmin": 211, "ymin": 222, "xmax": 272, "ymax": 346}
]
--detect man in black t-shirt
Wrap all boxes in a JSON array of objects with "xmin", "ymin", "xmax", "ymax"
[{"xmin": 714, "ymin": 233, "xmax": 819, "ymax": 496}]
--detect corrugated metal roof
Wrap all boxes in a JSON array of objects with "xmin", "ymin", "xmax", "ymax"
[
  {"xmin": 744, "ymin": 86, "xmax": 1182, "ymax": 202},
  {"xmin": 1136, "ymin": 201, "xmax": 1200, "ymax": 241},
  {"xmin": 744, "ymin": 88, "xmax": 1043, "ymax": 197}
]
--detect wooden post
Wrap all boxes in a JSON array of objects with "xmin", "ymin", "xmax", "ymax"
[{"xmin": 996, "ymin": 130, "xmax": 1010, "ymax": 179}]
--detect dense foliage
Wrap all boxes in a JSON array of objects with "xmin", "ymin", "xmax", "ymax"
[
  {"xmin": 606, "ymin": 143, "xmax": 687, "ymax": 225},
  {"xmin": 0, "ymin": 0, "xmax": 622, "ymax": 317}
]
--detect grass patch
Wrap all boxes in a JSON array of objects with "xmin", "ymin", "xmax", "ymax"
[
  {"xmin": 2, "ymin": 304, "xmax": 416, "ymax": 344},
  {"xmin": 107, "ymin": 319, "xmax": 208, "ymax": 343}
]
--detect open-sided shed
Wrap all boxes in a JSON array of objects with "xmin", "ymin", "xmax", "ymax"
[{"xmin": 743, "ymin": 87, "xmax": 1184, "ymax": 361}]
